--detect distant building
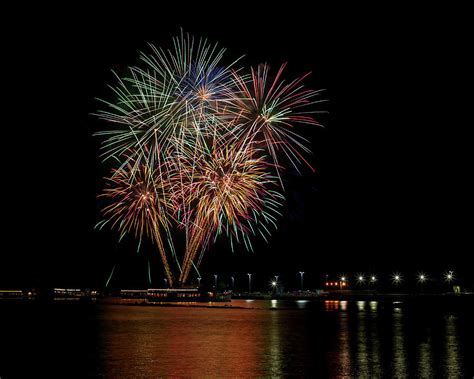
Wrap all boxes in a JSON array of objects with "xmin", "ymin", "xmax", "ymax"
[{"xmin": 0, "ymin": 290, "xmax": 23, "ymax": 298}]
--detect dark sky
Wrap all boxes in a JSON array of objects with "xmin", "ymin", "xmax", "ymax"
[{"xmin": 2, "ymin": 4, "xmax": 472, "ymax": 290}]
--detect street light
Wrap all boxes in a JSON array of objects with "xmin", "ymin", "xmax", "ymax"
[
  {"xmin": 299, "ymin": 271, "xmax": 304, "ymax": 291},
  {"xmin": 357, "ymin": 274, "xmax": 365, "ymax": 284},
  {"xmin": 444, "ymin": 271, "xmax": 454, "ymax": 283},
  {"xmin": 197, "ymin": 277, "xmax": 202, "ymax": 287},
  {"xmin": 392, "ymin": 272, "xmax": 402, "ymax": 285},
  {"xmin": 230, "ymin": 276, "xmax": 235, "ymax": 288},
  {"xmin": 247, "ymin": 273, "xmax": 252, "ymax": 293},
  {"xmin": 270, "ymin": 279, "xmax": 278, "ymax": 296},
  {"xmin": 417, "ymin": 272, "xmax": 427, "ymax": 283},
  {"xmin": 340, "ymin": 275, "xmax": 346, "ymax": 290},
  {"xmin": 214, "ymin": 274, "xmax": 218, "ymax": 288}
]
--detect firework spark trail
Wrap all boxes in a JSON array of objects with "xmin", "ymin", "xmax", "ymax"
[
  {"xmin": 224, "ymin": 63, "xmax": 324, "ymax": 184},
  {"xmin": 97, "ymin": 155, "xmax": 175, "ymax": 287},
  {"xmin": 174, "ymin": 139, "xmax": 283, "ymax": 285}
]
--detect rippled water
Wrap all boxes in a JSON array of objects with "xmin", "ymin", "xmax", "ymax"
[{"xmin": 1, "ymin": 299, "xmax": 473, "ymax": 377}]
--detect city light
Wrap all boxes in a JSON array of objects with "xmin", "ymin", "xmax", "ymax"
[
  {"xmin": 357, "ymin": 274, "xmax": 365, "ymax": 283},
  {"xmin": 417, "ymin": 272, "xmax": 427, "ymax": 283},
  {"xmin": 444, "ymin": 271, "xmax": 455, "ymax": 283},
  {"xmin": 392, "ymin": 272, "xmax": 402, "ymax": 284},
  {"xmin": 370, "ymin": 275, "xmax": 376, "ymax": 283}
]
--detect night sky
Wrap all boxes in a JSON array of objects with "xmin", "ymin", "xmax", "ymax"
[{"xmin": 2, "ymin": 4, "xmax": 471, "ymax": 290}]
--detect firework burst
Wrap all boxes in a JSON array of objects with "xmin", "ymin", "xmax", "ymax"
[
  {"xmin": 225, "ymin": 63, "xmax": 324, "ymax": 179},
  {"xmin": 94, "ymin": 31, "xmax": 240, "ymax": 169},
  {"xmin": 96, "ymin": 153, "xmax": 175, "ymax": 286},
  {"xmin": 95, "ymin": 32, "xmax": 321, "ymax": 287},
  {"xmin": 171, "ymin": 139, "xmax": 283, "ymax": 285}
]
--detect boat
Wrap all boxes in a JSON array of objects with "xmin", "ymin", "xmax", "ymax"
[{"xmin": 120, "ymin": 288, "xmax": 232, "ymax": 303}]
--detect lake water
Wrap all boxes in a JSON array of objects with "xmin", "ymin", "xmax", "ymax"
[{"xmin": 1, "ymin": 299, "xmax": 473, "ymax": 377}]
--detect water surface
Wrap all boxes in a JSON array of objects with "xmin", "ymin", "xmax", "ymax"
[{"xmin": 1, "ymin": 299, "xmax": 472, "ymax": 377}]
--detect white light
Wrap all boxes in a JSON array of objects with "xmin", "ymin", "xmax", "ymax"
[
  {"xmin": 444, "ymin": 271, "xmax": 454, "ymax": 282},
  {"xmin": 392, "ymin": 273, "xmax": 402, "ymax": 283},
  {"xmin": 418, "ymin": 272, "xmax": 427, "ymax": 283}
]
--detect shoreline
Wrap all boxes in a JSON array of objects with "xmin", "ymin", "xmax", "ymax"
[{"xmin": 1, "ymin": 293, "xmax": 472, "ymax": 310}]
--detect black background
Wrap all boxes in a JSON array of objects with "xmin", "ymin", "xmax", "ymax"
[{"xmin": 1, "ymin": 4, "xmax": 472, "ymax": 291}]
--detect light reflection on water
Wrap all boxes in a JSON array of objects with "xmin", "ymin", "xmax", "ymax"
[
  {"xmin": 91, "ymin": 300, "xmax": 470, "ymax": 377},
  {"xmin": 340, "ymin": 300, "xmax": 348, "ymax": 311},
  {"xmin": 445, "ymin": 315, "xmax": 463, "ymax": 378},
  {"xmin": 1, "ymin": 299, "xmax": 470, "ymax": 377},
  {"xmin": 392, "ymin": 310, "xmax": 407, "ymax": 378}
]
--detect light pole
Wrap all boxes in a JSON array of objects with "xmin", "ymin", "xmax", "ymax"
[
  {"xmin": 271, "ymin": 280, "xmax": 277, "ymax": 295},
  {"xmin": 299, "ymin": 271, "xmax": 304, "ymax": 291},
  {"xmin": 231, "ymin": 276, "xmax": 235, "ymax": 289},
  {"xmin": 214, "ymin": 274, "xmax": 218, "ymax": 288},
  {"xmin": 370, "ymin": 275, "xmax": 376, "ymax": 291},
  {"xmin": 444, "ymin": 271, "xmax": 455, "ymax": 293},
  {"xmin": 417, "ymin": 272, "xmax": 427, "ymax": 288},
  {"xmin": 247, "ymin": 273, "xmax": 252, "ymax": 293},
  {"xmin": 340, "ymin": 276, "xmax": 346, "ymax": 290},
  {"xmin": 164, "ymin": 278, "xmax": 168, "ymax": 288},
  {"xmin": 197, "ymin": 277, "xmax": 202, "ymax": 287}
]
